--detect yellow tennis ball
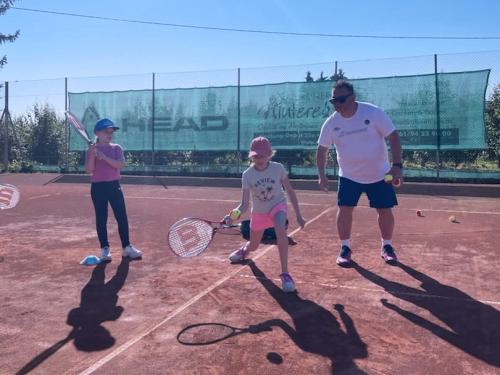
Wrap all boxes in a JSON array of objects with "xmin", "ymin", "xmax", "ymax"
[
  {"xmin": 230, "ymin": 209, "xmax": 241, "ymax": 220},
  {"xmin": 449, "ymin": 215, "xmax": 456, "ymax": 223},
  {"xmin": 384, "ymin": 174, "xmax": 393, "ymax": 183}
]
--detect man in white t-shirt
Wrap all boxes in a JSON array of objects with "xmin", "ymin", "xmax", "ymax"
[{"xmin": 316, "ymin": 80, "xmax": 403, "ymax": 267}]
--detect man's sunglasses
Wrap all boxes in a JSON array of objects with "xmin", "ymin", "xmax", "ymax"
[{"xmin": 329, "ymin": 93, "xmax": 353, "ymax": 104}]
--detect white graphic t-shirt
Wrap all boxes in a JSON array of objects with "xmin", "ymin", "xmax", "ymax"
[
  {"xmin": 242, "ymin": 161, "xmax": 287, "ymax": 213},
  {"xmin": 317, "ymin": 102, "xmax": 396, "ymax": 184}
]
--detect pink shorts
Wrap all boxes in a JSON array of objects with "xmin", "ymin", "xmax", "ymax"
[{"xmin": 250, "ymin": 203, "xmax": 288, "ymax": 231}]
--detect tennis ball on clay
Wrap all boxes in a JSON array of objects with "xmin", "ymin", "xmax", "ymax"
[
  {"xmin": 384, "ymin": 174, "xmax": 393, "ymax": 183},
  {"xmin": 416, "ymin": 210, "xmax": 423, "ymax": 217},
  {"xmin": 230, "ymin": 209, "xmax": 241, "ymax": 220},
  {"xmin": 449, "ymin": 215, "xmax": 456, "ymax": 223}
]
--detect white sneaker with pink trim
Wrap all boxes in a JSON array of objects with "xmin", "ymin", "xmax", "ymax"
[{"xmin": 229, "ymin": 247, "xmax": 247, "ymax": 263}]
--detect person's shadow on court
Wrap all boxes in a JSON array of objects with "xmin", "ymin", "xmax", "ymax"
[
  {"xmin": 16, "ymin": 258, "xmax": 130, "ymax": 375},
  {"xmin": 248, "ymin": 261, "xmax": 368, "ymax": 375},
  {"xmin": 352, "ymin": 261, "xmax": 500, "ymax": 367}
]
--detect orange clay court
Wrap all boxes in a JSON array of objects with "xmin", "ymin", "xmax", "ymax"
[{"xmin": 0, "ymin": 173, "xmax": 499, "ymax": 375}]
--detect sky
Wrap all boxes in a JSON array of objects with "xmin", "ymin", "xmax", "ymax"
[
  {"xmin": 1, "ymin": 0, "xmax": 500, "ymax": 114},
  {"xmin": 2, "ymin": 0, "xmax": 500, "ymax": 81}
]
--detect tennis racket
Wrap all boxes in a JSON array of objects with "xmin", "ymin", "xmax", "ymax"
[
  {"xmin": 167, "ymin": 218, "xmax": 240, "ymax": 257},
  {"xmin": 66, "ymin": 111, "xmax": 95, "ymax": 145},
  {"xmin": 177, "ymin": 322, "xmax": 272, "ymax": 345},
  {"xmin": 0, "ymin": 183, "xmax": 20, "ymax": 210}
]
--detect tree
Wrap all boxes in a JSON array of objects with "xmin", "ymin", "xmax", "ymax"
[
  {"xmin": 485, "ymin": 83, "xmax": 500, "ymax": 167},
  {"xmin": 26, "ymin": 104, "xmax": 65, "ymax": 165},
  {"xmin": 0, "ymin": 0, "xmax": 20, "ymax": 69},
  {"xmin": 316, "ymin": 72, "xmax": 327, "ymax": 82},
  {"xmin": 330, "ymin": 68, "xmax": 347, "ymax": 82}
]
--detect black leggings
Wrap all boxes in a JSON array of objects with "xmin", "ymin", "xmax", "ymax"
[{"xmin": 91, "ymin": 181, "xmax": 130, "ymax": 249}]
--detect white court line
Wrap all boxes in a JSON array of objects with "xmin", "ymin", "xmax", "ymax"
[
  {"xmin": 85, "ymin": 193, "xmax": 499, "ymax": 215},
  {"xmin": 85, "ymin": 194, "xmax": 327, "ymax": 207},
  {"xmin": 120, "ymin": 195, "xmax": 500, "ymax": 215},
  {"xmin": 397, "ymin": 207, "xmax": 500, "ymax": 216},
  {"xmin": 297, "ymin": 191, "xmax": 500, "ymax": 202},
  {"xmin": 78, "ymin": 206, "xmax": 334, "ymax": 375},
  {"xmin": 239, "ymin": 275, "xmax": 500, "ymax": 306},
  {"xmin": 134, "ymin": 196, "xmax": 326, "ymax": 207},
  {"xmin": 360, "ymin": 205, "xmax": 500, "ymax": 216},
  {"xmin": 167, "ymin": 187, "xmax": 499, "ymax": 203},
  {"xmin": 27, "ymin": 194, "xmax": 52, "ymax": 200}
]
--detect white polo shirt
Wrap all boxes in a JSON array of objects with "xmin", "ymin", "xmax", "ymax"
[{"xmin": 318, "ymin": 102, "xmax": 396, "ymax": 184}]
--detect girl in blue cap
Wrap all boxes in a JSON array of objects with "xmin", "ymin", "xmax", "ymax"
[{"xmin": 85, "ymin": 118, "xmax": 142, "ymax": 261}]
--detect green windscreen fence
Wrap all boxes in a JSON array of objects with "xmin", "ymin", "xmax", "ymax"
[{"xmin": 69, "ymin": 69, "xmax": 490, "ymax": 152}]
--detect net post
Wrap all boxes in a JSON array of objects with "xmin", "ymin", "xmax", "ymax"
[
  {"xmin": 434, "ymin": 54, "xmax": 441, "ymax": 180},
  {"xmin": 64, "ymin": 77, "xmax": 69, "ymax": 172},
  {"xmin": 237, "ymin": 68, "xmax": 241, "ymax": 173},
  {"xmin": 151, "ymin": 72, "xmax": 156, "ymax": 170}
]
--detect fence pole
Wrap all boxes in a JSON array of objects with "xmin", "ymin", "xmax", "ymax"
[
  {"xmin": 2, "ymin": 82, "xmax": 9, "ymax": 169},
  {"xmin": 333, "ymin": 61, "xmax": 338, "ymax": 177},
  {"xmin": 237, "ymin": 68, "xmax": 241, "ymax": 173},
  {"xmin": 152, "ymin": 72, "xmax": 156, "ymax": 169},
  {"xmin": 64, "ymin": 77, "xmax": 69, "ymax": 172},
  {"xmin": 434, "ymin": 54, "xmax": 441, "ymax": 180}
]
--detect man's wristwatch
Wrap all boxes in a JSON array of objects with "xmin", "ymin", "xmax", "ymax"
[{"xmin": 392, "ymin": 163, "xmax": 403, "ymax": 169}]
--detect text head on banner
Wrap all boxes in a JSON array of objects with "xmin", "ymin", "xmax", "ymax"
[{"xmin": 69, "ymin": 70, "xmax": 489, "ymax": 152}]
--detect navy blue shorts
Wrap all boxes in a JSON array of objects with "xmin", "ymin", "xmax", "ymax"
[{"xmin": 337, "ymin": 177, "xmax": 398, "ymax": 209}]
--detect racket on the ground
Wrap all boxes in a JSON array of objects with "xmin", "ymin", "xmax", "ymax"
[
  {"xmin": 0, "ymin": 184, "xmax": 20, "ymax": 210},
  {"xmin": 177, "ymin": 322, "xmax": 272, "ymax": 345},
  {"xmin": 66, "ymin": 111, "xmax": 95, "ymax": 145},
  {"xmin": 167, "ymin": 218, "xmax": 240, "ymax": 257}
]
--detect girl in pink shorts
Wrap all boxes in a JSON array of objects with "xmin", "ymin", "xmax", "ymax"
[{"xmin": 224, "ymin": 136, "xmax": 306, "ymax": 292}]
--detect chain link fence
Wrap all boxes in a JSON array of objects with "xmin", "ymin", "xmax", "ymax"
[{"xmin": 2, "ymin": 51, "xmax": 499, "ymax": 182}]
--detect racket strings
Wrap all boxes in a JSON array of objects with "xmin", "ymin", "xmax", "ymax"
[
  {"xmin": 66, "ymin": 112, "xmax": 92, "ymax": 143},
  {"xmin": 0, "ymin": 184, "xmax": 20, "ymax": 210},
  {"xmin": 168, "ymin": 218, "xmax": 214, "ymax": 257},
  {"xmin": 177, "ymin": 323, "xmax": 236, "ymax": 345}
]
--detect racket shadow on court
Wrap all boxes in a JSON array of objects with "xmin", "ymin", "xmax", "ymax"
[
  {"xmin": 16, "ymin": 258, "xmax": 130, "ymax": 375},
  {"xmin": 248, "ymin": 262, "xmax": 369, "ymax": 375},
  {"xmin": 352, "ymin": 262, "xmax": 500, "ymax": 367}
]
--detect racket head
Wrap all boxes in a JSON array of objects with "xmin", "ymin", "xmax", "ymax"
[
  {"xmin": 0, "ymin": 183, "xmax": 20, "ymax": 210},
  {"xmin": 168, "ymin": 218, "xmax": 215, "ymax": 257},
  {"xmin": 177, "ymin": 323, "xmax": 237, "ymax": 345},
  {"xmin": 66, "ymin": 111, "xmax": 93, "ymax": 145}
]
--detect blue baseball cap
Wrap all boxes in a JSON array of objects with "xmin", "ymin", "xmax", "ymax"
[{"xmin": 94, "ymin": 118, "xmax": 119, "ymax": 133}]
